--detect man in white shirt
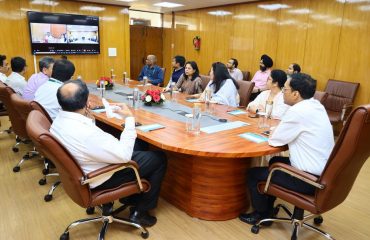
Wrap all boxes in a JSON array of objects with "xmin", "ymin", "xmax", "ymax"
[
  {"xmin": 34, "ymin": 59, "xmax": 75, "ymax": 120},
  {"xmin": 239, "ymin": 73, "xmax": 334, "ymax": 225},
  {"xmin": 0, "ymin": 54, "xmax": 10, "ymax": 83},
  {"xmin": 51, "ymin": 80, "xmax": 167, "ymax": 227},
  {"xmin": 5, "ymin": 57, "xmax": 27, "ymax": 95},
  {"xmin": 226, "ymin": 58, "xmax": 243, "ymax": 81}
]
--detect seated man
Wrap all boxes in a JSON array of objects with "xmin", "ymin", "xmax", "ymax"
[
  {"xmin": 239, "ymin": 73, "xmax": 334, "ymax": 225},
  {"xmin": 286, "ymin": 63, "xmax": 301, "ymax": 76},
  {"xmin": 50, "ymin": 80, "xmax": 167, "ymax": 227},
  {"xmin": 5, "ymin": 57, "xmax": 27, "ymax": 95},
  {"xmin": 23, "ymin": 56, "xmax": 55, "ymax": 100},
  {"xmin": 226, "ymin": 58, "xmax": 243, "ymax": 81},
  {"xmin": 0, "ymin": 54, "xmax": 10, "ymax": 83},
  {"xmin": 164, "ymin": 55, "xmax": 186, "ymax": 89},
  {"xmin": 34, "ymin": 59, "xmax": 75, "ymax": 120},
  {"xmin": 250, "ymin": 54, "xmax": 273, "ymax": 100},
  {"xmin": 138, "ymin": 55, "xmax": 164, "ymax": 86}
]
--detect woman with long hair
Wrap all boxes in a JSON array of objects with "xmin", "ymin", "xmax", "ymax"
[
  {"xmin": 173, "ymin": 61, "xmax": 203, "ymax": 94},
  {"xmin": 200, "ymin": 62, "xmax": 240, "ymax": 107}
]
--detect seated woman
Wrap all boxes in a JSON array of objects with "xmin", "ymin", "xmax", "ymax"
[
  {"xmin": 171, "ymin": 61, "xmax": 203, "ymax": 94},
  {"xmin": 286, "ymin": 63, "xmax": 301, "ymax": 76},
  {"xmin": 199, "ymin": 62, "xmax": 240, "ymax": 107},
  {"xmin": 247, "ymin": 69, "xmax": 289, "ymax": 119}
]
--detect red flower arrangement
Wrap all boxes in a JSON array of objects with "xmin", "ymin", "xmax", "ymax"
[
  {"xmin": 141, "ymin": 89, "xmax": 166, "ymax": 106},
  {"xmin": 96, "ymin": 77, "xmax": 114, "ymax": 90}
]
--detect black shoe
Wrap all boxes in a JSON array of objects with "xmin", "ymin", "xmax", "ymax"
[
  {"xmin": 239, "ymin": 211, "xmax": 272, "ymax": 226},
  {"xmin": 129, "ymin": 208, "xmax": 157, "ymax": 227},
  {"xmin": 119, "ymin": 197, "xmax": 136, "ymax": 206}
]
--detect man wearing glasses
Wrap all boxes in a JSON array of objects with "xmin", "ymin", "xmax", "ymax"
[{"xmin": 240, "ymin": 73, "xmax": 334, "ymax": 225}]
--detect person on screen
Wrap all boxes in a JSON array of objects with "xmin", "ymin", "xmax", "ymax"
[
  {"xmin": 173, "ymin": 61, "xmax": 203, "ymax": 95},
  {"xmin": 23, "ymin": 56, "xmax": 55, "ymax": 100},
  {"xmin": 44, "ymin": 32, "xmax": 53, "ymax": 43},
  {"xmin": 239, "ymin": 73, "xmax": 334, "ymax": 226},
  {"xmin": 163, "ymin": 55, "xmax": 186, "ymax": 90},
  {"xmin": 198, "ymin": 62, "xmax": 240, "ymax": 107},
  {"xmin": 34, "ymin": 59, "xmax": 75, "ymax": 120},
  {"xmin": 50, "ymin": 80, "xmax": 167, "ymax": 227},
  {"xmin": 138, "ymin": 55, "xmax": 164, "ymax": 86},
  {"xmin": 247, "ymin": 69, "xmax": 289, "ymax": 120},
  {"xmin": 0, "ymin": 55, "xmax": 10, "ymax": 83},
  {"xmin": 5, "ymin": 57, "xmax": 27, "ymax": 96}
]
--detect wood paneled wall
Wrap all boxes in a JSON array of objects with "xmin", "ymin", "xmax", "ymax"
[
  {"xmin": 0, "ymin": 0, "xmax": 130, "ymax": 83},
  {"xmin": 163, "ymin": 0, "xmax": 370, "ymax": 106}
]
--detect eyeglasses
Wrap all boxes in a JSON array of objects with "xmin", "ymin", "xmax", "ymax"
[{"xmin": 282, "ymin": 87, "xmax": 293, "ymax": 93}]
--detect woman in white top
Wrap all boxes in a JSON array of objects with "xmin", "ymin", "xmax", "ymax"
[
  {"xmin": 198, "ymin": 62, "xmax": 240, "ymax": 107},
  {"xmin": 247, "ymin": 69, "xmax": 289, "ymax": 119}
]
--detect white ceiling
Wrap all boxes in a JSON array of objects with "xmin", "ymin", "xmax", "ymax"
[{"xmin": 75, "ymin": 0, "xmax": 260, "ymax": 13}]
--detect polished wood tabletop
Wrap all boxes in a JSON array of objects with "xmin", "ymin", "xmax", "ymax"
[{"xmin": 89, "ymin": 81, "xmax": 286, "ymax": 221}]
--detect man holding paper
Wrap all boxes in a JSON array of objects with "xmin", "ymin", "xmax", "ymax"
[{"xmin": 51, "ymin": 80, "xmax": 167, "ymax": 227}]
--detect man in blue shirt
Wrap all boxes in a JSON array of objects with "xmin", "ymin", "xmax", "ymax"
[
  {"xmin": 138, "ymin": 55, "xmax": 164, "ymax": 86},
  {"xmin": 164, "ymin": 55, "xmax": 186, "ymax": 90}
]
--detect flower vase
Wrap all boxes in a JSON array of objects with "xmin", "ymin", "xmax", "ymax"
[{"xmin": 144, "ymin": 102, "xmax": 152, "ymax": 106}]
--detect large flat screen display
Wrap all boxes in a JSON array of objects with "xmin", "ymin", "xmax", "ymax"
[{"xmin": 27, "ymin": 11, "xmax": 100, "ymax": 55}]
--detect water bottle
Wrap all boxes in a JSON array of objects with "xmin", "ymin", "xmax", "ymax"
[
  {"xmin": 143, "ymin": 76, "xmax": 148, "ymax": 86},
  {"xmin": 133, "ymin": 87, "xmax": 139, "ymax": 109},
  {"xmin": 99, "ymin": 80, "xmax": 105, "ymax": 98},
  {"xmin": 265, "ymin": 100, "xmax": 273, "ymax": 118},
  {"xmin": 192, "ymin": 103, "xmax": 201, "ymax": 135},
  {"xmin": 170, "ymin": 81, "xmax": 176, "ymax": 100},
  {"xmin": 204, "ymin": 88, "xmax": 212, "ymax": 113}
]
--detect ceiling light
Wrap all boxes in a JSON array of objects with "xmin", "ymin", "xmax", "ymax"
[
  {"xmin": 287, "ymin": 8, "xmax": 311, "ymax": 14},
  {"xmin": 116, "ymin": 0, "xmax": 136, "ymax": 2},
  {"xmin": 80, "ymin": 6, "xmax": 106, "ymax": 12},
  {"xmin": 208, "ymin": 10, "xmax": 232, "ymax": 16},
  {"xmin": 258, "ymin": 4, "xmax": 290, "ymax": 11},
  {"xmin": 233, "ymin": 14, "xmax": 256, "ymax": 19},
  {"xmin": 153, "ymin": 2, "xmax": 184, "ymax": 8},
  {"xmin": 31, "ymin": 0, "xmax": 59, "ymax": 6}
]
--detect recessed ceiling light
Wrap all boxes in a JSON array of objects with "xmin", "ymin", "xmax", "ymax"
[
  {"xmin": 80, "ymin": 6, "xmax": 106, "ymax": 12},
  {"xmin": 31, "ymin": 0, "xmax": 59, "ymax": 6},
  {"xmin": 153, "ymin": 2, "xmax": 184, "ymax": 8},
  {"xmin": 208, "ymin": 10, "xmax": 232, "ymax": 16},
  {"xmin": 258, "ymin": 4, "xmax": 290, "ymax": 11}
]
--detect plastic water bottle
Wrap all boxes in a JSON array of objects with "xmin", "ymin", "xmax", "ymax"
[
  {"xmin": 192, "ymin": 103, "xmax": 201, "ymax": 135},
  {"xmin": 170, "ymin": 81, "xmax": 176, "ymax": 100},
  {"xmin": 99, "ymin": 80, "xmax": 105, "ymax": 98},
  {"xmin": 265, "ymin": 100, "xmax": 273, "ymax": 118},
  {"xmin": 143, "ymin": 76, "xmax": 148, "ymax": 86},
  {"xmin": 133, "ymin": 87, "xmax": 139, "ymax": 109}
]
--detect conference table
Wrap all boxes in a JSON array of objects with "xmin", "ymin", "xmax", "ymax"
[{"xmin": 89, "ymin": 81, "xmax": 285, "ymax": 221}]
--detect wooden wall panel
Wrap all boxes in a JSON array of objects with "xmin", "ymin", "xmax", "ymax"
[
  {"xmin": 275, "ymin": 0, "xmax": 310, "ymax": 71},
  {"xmin": 162, "ymin": 13, "xmax": 173, "ymax": 85},
  {"xmin": 0, "ymin": 0, "xmax": 130, "ymax": 83},
  {"xmin": 165, "ymin": 0, "xmax": 370, "ymax": 106},
  {"xmin": 251, "ymin": 0, "xmax": 279, "ymax": 74},
  {"xmin": 230, "ymin": 4, "xmax": 257, "ymax": 74},
  {"xmin": 334, "ymin": 1, "xmax": 370, "ymax": 106}
]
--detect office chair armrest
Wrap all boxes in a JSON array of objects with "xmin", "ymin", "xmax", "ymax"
[
  {"xmin": 341, "ymin": 103, "xmax": 353, "ymax": 121},
  {"xmin": 264, "ymin": 162, "xmax": 324, "ymax": 193},
  {"xmin": 82, "ymin": 160, "xmax": 144, "ymax": 191}
]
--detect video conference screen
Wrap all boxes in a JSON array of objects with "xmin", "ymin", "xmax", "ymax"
[{"xmin": 27, "ymin": 11, "xmax": 100, "ymax": 55}]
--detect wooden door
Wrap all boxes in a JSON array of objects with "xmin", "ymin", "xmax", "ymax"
[{"xmin": 130, "ymin": 25, "xmax": 163, "ymax": 80}]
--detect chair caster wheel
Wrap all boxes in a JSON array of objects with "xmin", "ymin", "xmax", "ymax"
[
  {"xmin": 42, "ymin": 168, "xmax": 50, "ymax": 175},
  {"xmin": 13, "ymin": 166, "xmax": 20, "ymax": 172},
  {"xmin": 251, "ymin": 225, "xmax": 259, "ymax": 234},
  {"xmin": 12, "ymin": 147, "xmax": 19, "ymax": 153},
  {"xmin": 39, "ymin": 179, "xmax": 47, "ymax": 185},
  {"xmin": 141, "ymin": 231, "xmax": 149, "ymax": 239},
  {"xmin": 44, "ymin": 194, "xmax": 53, "ymax": 202},
  {"xmin": 60, "ymin": 232, "xmax": 69, "ymax": 240},
  {"xmin": 86, "ymin": 207, "xmax": 95, "ymax": 215},
  {"xmin": 314, "ymin": 216, "xmax": 323, "ymax": 225}
]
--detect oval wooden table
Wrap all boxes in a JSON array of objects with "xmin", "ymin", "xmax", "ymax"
[{"xmin": 90, "ymin": 82, "xmax": 285, "ymax": 221}]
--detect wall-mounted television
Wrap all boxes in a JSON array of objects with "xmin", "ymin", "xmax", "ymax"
[{"xmin": 27, "ymin": 11, "xmax": 100, "ymax": 55}]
